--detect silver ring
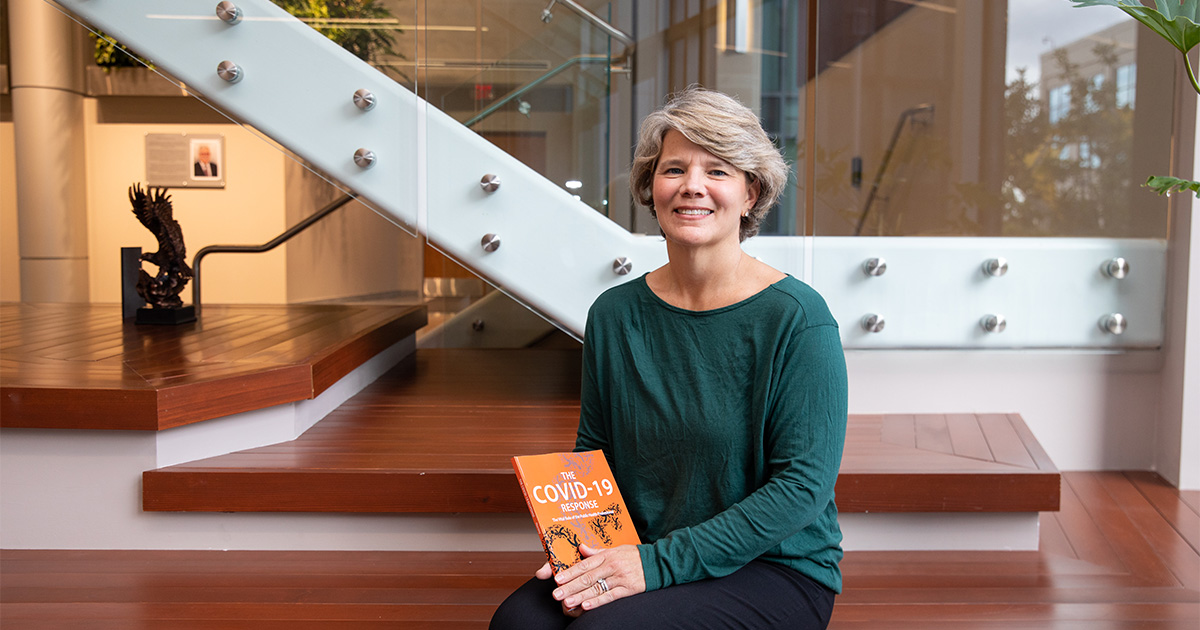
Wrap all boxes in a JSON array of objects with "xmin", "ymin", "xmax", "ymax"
[{"xmin": 596, "ymin": 577, "xmax": 610, "ymax": 593}]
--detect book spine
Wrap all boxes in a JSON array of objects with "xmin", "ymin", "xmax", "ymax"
[{"xmin": 511, "ymin": 457, "xmax": 555, "ymax": 571}]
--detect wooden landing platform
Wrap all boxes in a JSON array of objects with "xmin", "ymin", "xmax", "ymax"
[
  {"xmin": 4, "ymin": 472, "xmax": 1195, "ymax": 630},
  {"xmin": 0, "ymin": 303, "xmax": 426, "ymax": 431},
  {"xmin": 143, "ymin": 349, "xmax": 1059, "ymax": 514}
]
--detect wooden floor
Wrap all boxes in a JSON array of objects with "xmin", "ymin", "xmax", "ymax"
[
  {"xmin": 0, "ymin": 302, "xmax": 426, "ymax": 430},
  {"xmin": 2, "ymin": 471, "xmax": 1195, "ymax": 629},
  {"xmin": 142, "ymin": 349, "xmax": 1058, "ymax": 515}
]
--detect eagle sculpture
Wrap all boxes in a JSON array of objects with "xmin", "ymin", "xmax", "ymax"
[{"xmin": 129, "ymin": 184, "xmax": 192, "ymax": 309}]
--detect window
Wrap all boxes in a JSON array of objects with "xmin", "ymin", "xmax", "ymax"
[
  {"xmin": 1079, "ymin": 141, "xmax": 1101, "ymax": 169},
  {"xmin": 1116, "ymin": 63, "xmax": 1136, "ymax": 108},
  {"xmin": 1049, "ymin": 84, "xmax": 1071, "ymax": 123},
  {"xmin": 1085, "ymin": 73, "xmax": 1105, "ymax": 112}
]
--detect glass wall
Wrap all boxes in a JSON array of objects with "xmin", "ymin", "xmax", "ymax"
[
  {"xmin": 809, "ymin": 0, "xmax": 1168, "ymax": 239},
  {"xmin": 413, "ymin": 0, "xmax": 1170, "ymax": 242},
  {"xmin": 578, "ymin": 0, "xmax": 1174, "ymax": 240},
  {"xmin": 399, "ymin": 0, "xmax": 620, "ymax": 217},
  {"xmin": 357, "ymin": 0, "xmax": 1176, "ymax": 242}
]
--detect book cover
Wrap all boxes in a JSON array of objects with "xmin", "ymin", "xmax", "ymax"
[{"xmin": 511, "ymin": 450, "xmax": 640, "ymax": 573}]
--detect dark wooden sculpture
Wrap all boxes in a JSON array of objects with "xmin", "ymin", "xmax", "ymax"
[{"xmin": 129, "ymin": 184, "xmax": 193, "ymax": 311}]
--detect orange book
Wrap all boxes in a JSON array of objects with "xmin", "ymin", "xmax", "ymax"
[{"xmin": 511, "ymin": 450, "xmax": 640, "ymax": 573}]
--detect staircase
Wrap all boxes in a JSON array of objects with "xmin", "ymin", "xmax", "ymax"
[{"xmin": 141, "ymin": 347, "xmax": 1059, "ymax": 552}]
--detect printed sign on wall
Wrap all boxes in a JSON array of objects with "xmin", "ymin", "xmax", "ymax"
[{"xmin": 145, "ymin": 133, "xmax": 226, "ymax": 189}]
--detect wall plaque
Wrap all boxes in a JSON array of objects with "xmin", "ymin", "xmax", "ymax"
[{"xmin": 145, "ymin": 133, "xmax": 226, "ymax": 189}]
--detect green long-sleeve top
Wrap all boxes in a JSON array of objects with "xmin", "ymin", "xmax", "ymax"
[{"xmin": 575, "ymin": 274, "xmax": 848, "ymax": 594}]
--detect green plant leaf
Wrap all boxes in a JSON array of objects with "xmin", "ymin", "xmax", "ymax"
[
  {"xmin": 1154, "ymin": 0, "xmax": 1178, "ymax": 20},
  {"xmin": 1072, "ymin": 0, "xmax": 1200, "ymax": 54},
  {"xmin": 1145, "ymin": 175, "xmax": 1200, "ymax": 197}
]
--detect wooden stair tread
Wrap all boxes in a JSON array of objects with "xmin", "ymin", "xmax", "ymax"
[
  {"xmin": 0, "ymin": 303, "xmax": 427, "ymax": 431},
  {"xmin": 143, "ymin": 349, "xmax": 1059, "ymax": 514}
]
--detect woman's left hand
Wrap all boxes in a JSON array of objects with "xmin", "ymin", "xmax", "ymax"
[{"xmin": 552, "ymin": 544, "xmax": 646, "ymax": 612}]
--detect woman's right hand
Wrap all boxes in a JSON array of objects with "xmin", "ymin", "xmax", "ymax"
[{"xmin": 535, "ymin": 562, "xmax": 583, "ymax": 618}]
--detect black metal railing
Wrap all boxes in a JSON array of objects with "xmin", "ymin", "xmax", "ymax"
[{"xmin": 191, "ymin": 193, "xmax": 355, "ymax": 317}]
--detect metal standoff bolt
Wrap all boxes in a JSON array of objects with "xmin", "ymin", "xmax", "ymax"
[
  {"xmin": 1100, "ymin": 313, "xmax": 1127, "ymax": 335},
  {"xmin": 862, "ymin": 257, "xmax": 887, "ymax": 276},
  {"xmin": 861, "ymin": 314, "xmax": 885, "ymax": 333},
  {"xmin": 471, "ymin": 319, "xmax": 486, "ymax": 332},
  {"xmin": 352, "ymin": 88, "xmax": 376, "ymax": 111},
  {"xmin": 982, "ymin": 257, "xmax": 1008, "ymax": 277},
  {"xmin": 481, "ymin": 233, "xmax": 501, "ymax": 252},
  {"xmin": 613, "ymin": 257, "xmax": 633, "ymax": 276},
  {"xmin": 1102, "ymin": 257, "xmax": 1130, "ymax": 279},
  {"xmin": 216, "ymin": 60, "xmax": 243, "ymax": 83},
  {"xmin": 480, "ymin": 174, "xmax": 501, "ymax": 193},
  {"xmin": 215, "ymin": 2, "xmax": 243, "ymax": 24},
  {"xmin": 353, "ymin": 148, "xmax": 376, "ymax": 169},
  {"xmin": 980, "ymin": 314, "xmax": 1007, "ymax": 333}
]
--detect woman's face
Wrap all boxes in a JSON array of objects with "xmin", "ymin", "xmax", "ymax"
[{"xmin": 652, "ymin": 130, "xmax": 758, "ymax": 249}]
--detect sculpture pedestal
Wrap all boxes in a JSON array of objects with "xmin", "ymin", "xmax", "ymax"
[{"xmin": 135, "ymin": 306, "xmax": 196, "ymax": 325}]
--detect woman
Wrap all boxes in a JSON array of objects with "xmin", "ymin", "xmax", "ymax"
[{"xmin": 491, "ymin": 87, "xmax": 847, "ymax": 630}]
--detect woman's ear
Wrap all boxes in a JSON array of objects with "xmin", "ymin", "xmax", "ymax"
[{"xmin": 746, "ymin": 177, "xmax": 761, "ymax": 212}]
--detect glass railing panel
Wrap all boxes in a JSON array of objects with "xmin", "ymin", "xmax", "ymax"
[
  {"xmin": 47, "ymin": 0, "xmax": 424, "ymax": 309},
  {"xmin": 806, "ymin": 0, "xmax": 1170, "ymax": 348},
  {"xmin": 426, "ymin": 0, "xmax": 620, "ymax": 217},
  {"xmin": 450, "ymin": 59, "xmax": 614, "ymax": 216},
  {"xmin": 419, "ymin": 0, "xmax": 656, "ymax": 339}
]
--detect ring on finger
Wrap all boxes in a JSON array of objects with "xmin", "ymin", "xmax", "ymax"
[{"xmin": 596, "ymin": 577, "xmax": 610, "ymax": 593}]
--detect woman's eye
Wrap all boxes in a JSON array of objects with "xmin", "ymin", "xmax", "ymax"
[
  {"xmin": 662, "ymin": 167, "xmax": 684, "ymax": 175},
  {"xmin": 709, "ymin": 169, "xmax": 729, "ymax": 177}
]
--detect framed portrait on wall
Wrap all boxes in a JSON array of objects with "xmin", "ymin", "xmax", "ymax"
[{"xmin": 190, "ymin": 139, "xmax": 221, "ymax": 181}]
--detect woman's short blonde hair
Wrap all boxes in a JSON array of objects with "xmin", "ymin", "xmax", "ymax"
[{"xmin": 630, "ymin": 86, "xmax": 789, "ymax": 242}]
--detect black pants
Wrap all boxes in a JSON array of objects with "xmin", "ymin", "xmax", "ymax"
[{"xmin": 489, "ymin": 560, "xmax": 835, "ymax": 630}]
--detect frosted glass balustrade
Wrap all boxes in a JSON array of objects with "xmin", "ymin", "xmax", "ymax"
[{"xmin": 807, "ymin": 238, "xmax": 1165, "ymax": 349}]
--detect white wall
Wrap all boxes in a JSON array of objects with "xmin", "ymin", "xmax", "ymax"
[
  {"xmin": 1152, "ymin": 59, "xmax": 1200, "ymax": 491},
  {"xmin": 1183, "ymin": 190, "xmax": 1200, "ymax": 489},
  {"xmin": 0, "ymin": 425, "xmax": 535, "ymax": 551},
  {"xmin": 847, "ymin": 350, "xmax": 1162, "ymax": 472}
]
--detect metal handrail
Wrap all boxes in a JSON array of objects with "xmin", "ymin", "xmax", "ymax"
[
  {"xmin": 854, "ymin": 104, "xmax": 934, "ymax": 236},
  {"xmin": 541, "ymin": 0, "xmax": 635, "ymax": 48},
  {"xmin": 464, "ymin": 54, "xmax": 612, "ymax": 127},
  {"xmin": 191, "ymin": 193, "xmax": 355, "ymax": 317}
]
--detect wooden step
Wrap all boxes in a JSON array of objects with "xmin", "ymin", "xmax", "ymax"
[
  {"xmin": 1, "ymin": 303, "xmax": 426, "ymax": 431},
  {"xmin": 6, "ymin": 472, "xmax": 1197, "ymax": 629},
  {"xmin": 142, "ymin": 349, "xmax": 1059, "ymax": 514}
]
